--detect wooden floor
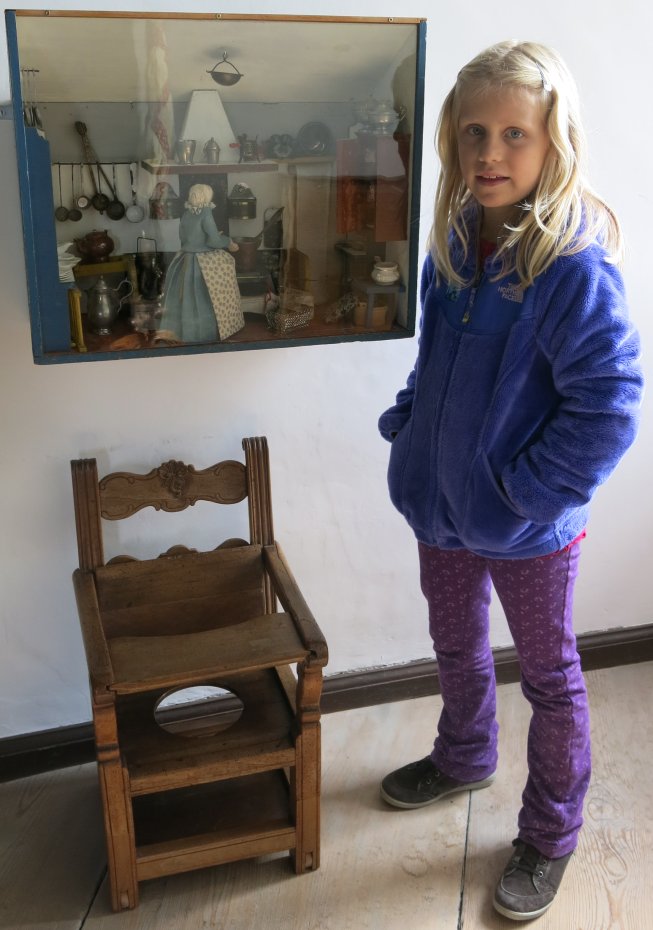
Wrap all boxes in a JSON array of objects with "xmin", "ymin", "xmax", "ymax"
[{"xmin": 1, "ymin": 662, "xmax": 651, "ymax": 929}]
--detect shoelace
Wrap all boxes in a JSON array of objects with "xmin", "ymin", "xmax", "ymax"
[{"xmin": 510, "ymin": 840, "xmax": 548, "ymax": 877}]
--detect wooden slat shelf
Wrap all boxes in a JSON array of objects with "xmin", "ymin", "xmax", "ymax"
[
  {"xmin": 133, "ymin": 770, "xmax": 295, "ymax": 880},
  {"xmin": 141, "ymin": 159, "xmax": 279, "ymax": 175},
  {"xmin": 140, "ymin": 156, "xmax": 335, "ymax": 176},
  {"xmin": 117, "ymin": 668, "xmax": 297, "ymax": 796}
]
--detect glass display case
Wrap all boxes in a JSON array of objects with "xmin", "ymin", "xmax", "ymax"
[{"xmin": 5, "ymin": 11, "xmax": 426, "ymax": 363}]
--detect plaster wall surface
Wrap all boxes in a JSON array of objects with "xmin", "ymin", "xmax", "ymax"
[{"xmin": 0, "ymin": 0, "xmax": 650, "ymax": 737}]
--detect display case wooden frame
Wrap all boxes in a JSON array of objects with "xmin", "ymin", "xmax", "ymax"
[{"xmin": 5, "ymin": 11, "xmax": 426, "ymax": 363}]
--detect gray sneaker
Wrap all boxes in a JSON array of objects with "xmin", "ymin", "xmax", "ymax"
[
  {"xmin": 380, "ymin": 756, "xmax": 496, "ymax": 809},
  {"xmin": 493, "ymin": 839, "xmax": 574, "ymax": 921}
]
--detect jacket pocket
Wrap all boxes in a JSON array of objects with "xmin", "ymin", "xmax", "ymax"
[
  {"xmin": 460, "ymin": 451, "xmax": 536, "ymax": 552},
  {"xmin": 387, "ymin": 419, "xmax": 413, "ymax": 513}
]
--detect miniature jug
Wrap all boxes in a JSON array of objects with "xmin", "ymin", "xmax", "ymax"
[{"xmin": 86, "ymin": 275, "xmax": 133, "ymax": 334}]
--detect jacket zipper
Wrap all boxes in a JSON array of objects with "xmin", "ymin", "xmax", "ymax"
[{"xmin": 462, "ymin": 273, "xmax": 484, "ymax": 324}]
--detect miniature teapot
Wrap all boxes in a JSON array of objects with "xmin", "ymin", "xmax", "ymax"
[
  {"xmin": 86, "ymin": 275, "xmax": 133, "ymax": 335},
  {"xmin": 75, "ymin": 229, "xmax": 114, "ymax": 263}
]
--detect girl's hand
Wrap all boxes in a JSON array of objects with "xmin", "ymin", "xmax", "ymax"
[{"xmin": 228, "ymin": 240, "xmax": 239, "ymax": 252}]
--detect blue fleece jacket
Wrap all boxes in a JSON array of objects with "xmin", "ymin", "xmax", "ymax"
[{"xmin": 378, "ymin": 241, "xmax": 643, "ymax": 558}]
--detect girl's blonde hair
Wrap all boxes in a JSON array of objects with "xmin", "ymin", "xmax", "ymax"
[{"xmin": 431, "ymin": 41, "xmax": 623, "ymax": 287}]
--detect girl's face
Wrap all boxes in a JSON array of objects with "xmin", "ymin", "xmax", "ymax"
[{"xmin": 457, "ymin": 84, "xmax": 550, "ymax": 239}]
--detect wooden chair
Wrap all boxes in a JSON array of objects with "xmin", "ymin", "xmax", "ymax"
[{"xmin": 71, "ymin": 437, "xmax": 328, "ymax": 911}]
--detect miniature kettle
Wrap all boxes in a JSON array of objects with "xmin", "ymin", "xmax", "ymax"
[{"xmin": 86, "ymin": 275, "xmax": 132, "ymax": 335}]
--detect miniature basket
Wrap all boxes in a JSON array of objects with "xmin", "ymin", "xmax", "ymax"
[{"xmin": 265, "ymin": 286, "xmax": 314, "ymax": 333}]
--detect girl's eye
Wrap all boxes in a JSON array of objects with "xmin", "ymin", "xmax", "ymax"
[
  {"xmin": 466, "ymin": 125, "xmax": 483, "ymax": 137},
  {"xmin": 507, "ymin": 128, "xmax": 524, "ymax": 140}
]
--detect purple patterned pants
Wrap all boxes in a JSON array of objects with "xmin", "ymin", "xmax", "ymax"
[{"xmin": 418, "ymin": 541, "xmax": 590, "ymax": 858}]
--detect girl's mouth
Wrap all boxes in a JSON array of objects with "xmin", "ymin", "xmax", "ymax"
[{"xmin": 477, "ymin": 175, "xmax": 508, "ymax": 186}]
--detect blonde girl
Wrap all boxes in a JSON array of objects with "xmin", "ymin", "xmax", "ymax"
[
  {"xmin": 378, "ymin": 41, "xmax": 642, "ymax": 922},
  {"xmin": 432, "ymin": 41, "xmax": 622, "ymax": 287}
]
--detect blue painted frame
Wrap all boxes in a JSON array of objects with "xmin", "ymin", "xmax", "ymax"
[
  {"xmin": 6, "ymin": 10, "xmax": 71, "ymax": 357},
  {"xmin": 5, "ymin": 12, "xmax": 426, "ymax": 364}
]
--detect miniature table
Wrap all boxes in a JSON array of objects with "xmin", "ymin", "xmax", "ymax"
[{"xmin": 353, "ymin": 277, "xmax": 405, "ymax": 329}]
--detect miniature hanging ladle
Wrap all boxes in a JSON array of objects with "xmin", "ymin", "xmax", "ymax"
[
  {"xmin": 74, "ymin": 121, "xmax": 111, "ymax": 212},
  {"xmin": 125, "ymin": 164, "xmax": 145, "ymax": 223},
  {"xmin": 67, "ymin": 163, "xmax": 83, "ymax": 222},
  {"xmin": 105, "ymin": 164, "xmax": 126, "ymax": 221},
  {"xmin": 54, "ymin": 164, "xmax": 69, "ymax": 222}
]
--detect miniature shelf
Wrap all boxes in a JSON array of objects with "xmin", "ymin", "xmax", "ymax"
[{"xmin": 141, "ymin": 159, "xmax": 279, "ymax": 175}]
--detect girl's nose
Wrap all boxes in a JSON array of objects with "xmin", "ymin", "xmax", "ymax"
[{"xmin": 478, "ymin": 134, "xmax": 501, "ymax": 162}]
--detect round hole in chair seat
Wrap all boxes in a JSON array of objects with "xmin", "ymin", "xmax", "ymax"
[{"xmin": 154, "ymin": 685, "xmax": 244, "ymax": 737}]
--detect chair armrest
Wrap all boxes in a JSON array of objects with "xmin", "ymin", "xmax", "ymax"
[
  {"xmin": 263, "ymin": 543, "xmax": 328, "ymax": 667},
  {"xmin": 72, "ymin": 569, "xmax": 114, "ymax": 688}
]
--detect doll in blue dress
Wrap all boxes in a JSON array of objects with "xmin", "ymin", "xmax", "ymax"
[{"xmin": 159, "ymin": 183, "xmax": 243, "ymax": 343}]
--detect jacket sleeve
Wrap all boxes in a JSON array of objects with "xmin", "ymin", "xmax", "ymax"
[
  {"xmin": 378, "ymin": 255, "xmax": 435, "ymax": 441},
  {"xmin": 501, "ymin": 248, "xmax": 643, "ymax": 523}
]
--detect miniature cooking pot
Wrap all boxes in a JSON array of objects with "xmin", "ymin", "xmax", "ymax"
[{"xmin": 232, "ymin": 234, "xmax": 262, "ymax": 272}]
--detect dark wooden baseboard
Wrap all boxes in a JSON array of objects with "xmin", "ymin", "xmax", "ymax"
[
  {"xmin": 321, "ymin": 622, "xmax": 653, "ymax": 712},
  {"xmin": 2, "ymin": 623, "xmax": 652, "ymax": 782}
]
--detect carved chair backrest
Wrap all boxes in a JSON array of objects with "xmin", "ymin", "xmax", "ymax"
[{"xmin": 71, "ymin": 437, "xmax": 274, "ymax": 573}]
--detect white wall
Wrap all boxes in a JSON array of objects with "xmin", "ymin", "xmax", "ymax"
[{"xmin": 1, "ymin": 0, "xmax": 651, "ymax": 738}]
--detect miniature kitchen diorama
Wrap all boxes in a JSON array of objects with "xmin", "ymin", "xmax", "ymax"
[{"xmin": 6, "ymin": 11, "xmax": 426, "ymax": 362}]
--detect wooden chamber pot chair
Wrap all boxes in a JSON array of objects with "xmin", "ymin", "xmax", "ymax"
[{"xmin": 71, "ymin": 437, "xmax": 328, "ymax": 911}]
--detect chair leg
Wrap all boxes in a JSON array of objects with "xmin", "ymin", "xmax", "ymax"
[
  {"xmin": 93, "ymin": 696, "xmax": 138, "ymax": 910},
  {"xmin": 292, "ymin": 661, "xmax": 324, "ymax": 872},
  {"xmin": 97, "ymin": 758, "xmax": 139, "ymax": 910},
  {"xmin": 292, "ymin": 720, "xmax": 321, "ymax": 873}
]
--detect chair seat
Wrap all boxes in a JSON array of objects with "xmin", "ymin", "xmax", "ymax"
[{"xmin": 108, "ymin": 612, "xmax": 309, "ymax": 694}]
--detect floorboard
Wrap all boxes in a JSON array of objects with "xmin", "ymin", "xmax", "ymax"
[
  {"xmin": 461, "ymin": 662, "xmax": 653, "ymax": 928},
  {"xmin": 0, "ymin": 764, "xmax": 105, "ymax": 929}
]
